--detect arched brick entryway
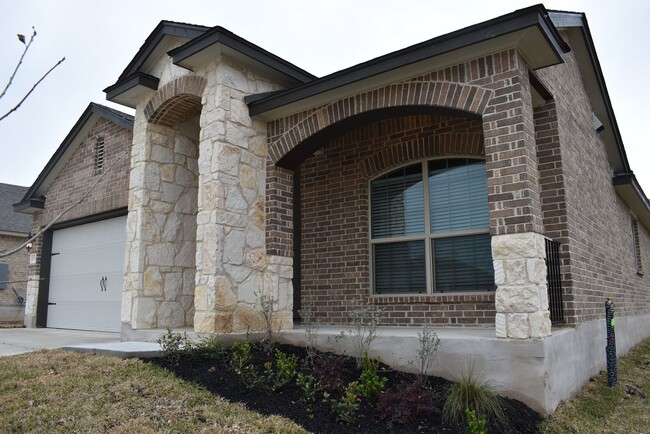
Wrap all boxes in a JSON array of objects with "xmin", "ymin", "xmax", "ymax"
[{"xmin": 145, "ymin": 75, "xmax": 207, "ymax": 127}]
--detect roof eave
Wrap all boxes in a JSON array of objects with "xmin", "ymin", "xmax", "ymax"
[
  {"xmin": 168, "ymin": 26, "xmax": 316, "ymax": 86},
  {"xmin": 613, "ymin": 173, "xmax": 650, "ymax": 230},
  {"xmin": 247, "ymin": 4, "xmax": 568, "ymax": 119},
  {"xmin": 549, "ymin": 11, "xmax": 630, "ymax": 174},
  {"xmin": 13, "ymin": 197, "xmax": 45, "ymax": 214},
  {"xmin": 104, "ymin": 73, "xmax": 160, "ymax": 108},
  {"xmin": 19, "ymin": 103, "xmax": 134, "ymax": 206}
]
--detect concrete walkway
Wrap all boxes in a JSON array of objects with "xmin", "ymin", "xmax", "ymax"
[{"xmin": 0, "ymin": 328, "xmax": 121, "ymax": 357}]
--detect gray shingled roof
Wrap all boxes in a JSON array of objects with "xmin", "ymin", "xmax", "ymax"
[{"xmin": 0, "ymin": 183, "xmax": 31, "ymax": 233}]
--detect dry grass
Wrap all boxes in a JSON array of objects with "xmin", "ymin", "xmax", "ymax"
[
  {"xmin": 0, "ymin": 349, "xmax": 308, "ymax": 433},
  {"xmin": 540, "ymin": 339, "xmax": 650, "ymax": 434}
]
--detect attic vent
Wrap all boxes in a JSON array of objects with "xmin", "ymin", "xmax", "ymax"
[
  {"xmin": 632, "ymin": 217, "xmax": 644, "ymax": 275},
  {"xmin": 94, "ymin": 137, "xmax": 105, "ymax": 173}
]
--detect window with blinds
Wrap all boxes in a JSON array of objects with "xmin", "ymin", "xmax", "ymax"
[{"xmin": 370, "ymin": 158, "xmax": 494, "ymax": 294}]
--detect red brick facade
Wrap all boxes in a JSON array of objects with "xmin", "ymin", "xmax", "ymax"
[
  {"xmin": 536, "ymin": 30, "xmax": 649, "ymax": 324},
  {"xmin": 266, "ymin": 40, "xmax": 650, "ymax": 328},
  {"xmin": 299, "ymin": 114, "xmax": 495, "ymax": 325}
]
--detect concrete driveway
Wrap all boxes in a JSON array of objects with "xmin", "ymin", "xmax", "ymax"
[{"xmin": 0, "ymin": 328, "xmax": 121, "ymax": 357}]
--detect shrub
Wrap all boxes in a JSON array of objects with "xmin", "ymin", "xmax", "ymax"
[
  {"xmin": 240, "ymin": 348, "xmax": 298, "ymax": 394},
  {"xmin": 376, "ymin": 381, "xmax": 440, "ymax": 425},
  {"xmin": 414, "ymin": 323, "xmax": 440, "ymax": 383},
  {"xmin": 311, "ymin": 353, "xmax": 347, "ymax": 392},
  {"xmin": 325, "ymin": 381, "xmax": 362, "ymax": 424},
  {"xmin": 443, "ymin": 365, "xmax": 506, "ymax": 427},
  {"xmin": 193, "ymin": 334, "xmax": 225, "ymax": 359},
  {"xmin": 228, "ymin": 341, "xmax": 252, "ymax": 375},
  {"xmin": 298, "ymin": 297, "xmax": 321, "ymax": 365},
  {"xmin": 347, "ymin": 306, "xmax": 385, "ymax": 367},
  {"xmin": 358, "ymin": 352, "xmax": 388, "ymax": 404},
  {"xmin": 296, "ymin": 373, "xmax": 324, "ymax": 418},
  {"xmin": 157, "ymin": 328, "xmax": 194, "ymax": 364}
]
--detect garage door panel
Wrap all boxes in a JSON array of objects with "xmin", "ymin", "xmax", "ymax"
[{"xmin": 47, "ymin": 216, "xmax": 126, "ymax": 332}]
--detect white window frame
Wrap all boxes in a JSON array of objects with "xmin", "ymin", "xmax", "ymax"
[{"xmin": 369, "ymin": 156, "xmax": 492, "ymax": 295}]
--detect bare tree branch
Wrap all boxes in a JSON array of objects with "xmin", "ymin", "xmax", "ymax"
[
  {"xmin": 0, "ymin": 56, "xmax": 65, "ymax": 122},
  {"xmin": 0, "ymin": 148, "xmax": 130, "ymax": 258},
  {"xmin": 0, "ymin": 27, "xmax": 36, "ymax": 101}
]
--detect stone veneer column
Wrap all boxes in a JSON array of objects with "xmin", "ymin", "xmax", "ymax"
[
  {"xmin": 483, "ymin": 51, "xmax": 551, "ymax": 338},
  {"xmin": 193, "ymin": 61, "xmax": 292, "ymax": 333},
  {"xmin": 123, "ymin": 117, "xmax": 198, "ymax": 330},
  {"xmin": 492, "ymin": 233, "xmax": 550, "ymax": 338}
]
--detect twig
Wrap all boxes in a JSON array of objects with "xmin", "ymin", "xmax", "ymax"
[
  {"xmin": 0, "ymin": 148, "xmax": 130, "ymax": 258},
  {"xmin": 0, "ymin": 56, "xmax": 65, "ymax": 122},
  {"xmin": 0, "ymin": 27, "xmax": 36, "ymax": 100}
]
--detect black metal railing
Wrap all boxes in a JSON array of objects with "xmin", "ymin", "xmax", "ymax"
[{"xmin": 545, "ymin": 237, "xmax": 565, "ymax": 323}]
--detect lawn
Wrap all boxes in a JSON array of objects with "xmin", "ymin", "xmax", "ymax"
[
  {"xmin": 0, "ymin": 349, "xmax": 307, "ymax": 433},
  {"xmin": 540, "ymin": 339, "xmax": 650, "ymax": 434}
]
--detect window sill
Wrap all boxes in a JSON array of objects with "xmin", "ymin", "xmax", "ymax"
[{"xmin": 368, "ymin": 292, "xmax": 495, "ymax": 304}]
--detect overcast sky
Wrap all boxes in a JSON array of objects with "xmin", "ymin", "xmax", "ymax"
[{"xmin": 0, "ymin": 0, "xmax": 648, "ymax": 195}]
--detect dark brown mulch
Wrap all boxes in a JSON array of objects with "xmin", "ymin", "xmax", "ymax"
[{"xmin": 149, "ymin": 343, "xmax": 542, "ymax": 434}]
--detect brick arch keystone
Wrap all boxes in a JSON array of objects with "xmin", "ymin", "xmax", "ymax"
[
  {"xmin": 269, "ymin": 81, "xmax": 492, "ymax": 165},
  {"xmin": 145, "ymin": 75, "xmax": 207, "ymax": 127}
]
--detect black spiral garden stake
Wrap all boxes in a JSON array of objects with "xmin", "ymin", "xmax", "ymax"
[{"xmin": 605, "ymin": 297, "xmax": 617, "ymax": 387}]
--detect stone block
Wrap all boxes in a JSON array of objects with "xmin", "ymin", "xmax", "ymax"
[
  {"xmin": 224, "ymin": 263, "xmax": 252, "ymax": 284},
  {"xmin": 151, "ymin": 144, "xmax": 174, "ymax": 163},
  {"xmin": 163, "ymin": 272, "xmax": 182, "ymax": 301},
  {"xmin": 527, "ymin": 259, "xmax": 547, "ymax": 285},
  {"xmin": 504, "ymin": 259, "xmax": 527, "ymax": 285},
  {"xmin": 507, "ymin": 313, "xmax": 530, "ymax": 339},
  {"xmin": 245, "ymin": 248, "xmax": 266, "ymax": 270},
  {"xmin": 194, "ymin": 285, "xmax": 207, "ymax": 311},
  {"xmin": 239, "ymin": 165, "xmax": 257, "ymax": 190},
  {"xmin": 495, "ymin": 285, "xmax": 540, "ymax": 313},
  {"xmin": 491, "ymin": 233, "xmax": 543, "ymax": 260},
  {"xmin": 495, "ymin": 313, "xmax": 507, "ymax": 337},
  {"xmin": 529, "ymin": 311, "xmax": 552, "ymax": 338},
  {"xmin": 158, "ymin": 301, "xmax": 185, "ymax": 328},
  {"xmin": 225, "ymin": 186, "xmax": 248, "ymax": 214},
  {"xmin": 215, "ymin": 275, "xmax": 237, "ymax": 310},
  {"xmin": 162, "ymin": 182, "xmax": 184, "ymax": 203},
  {"xmin": 143, "ymin": 267, "xmax": 163, "ymax": 297},
  {"xmin": 232, "ymin": 305, "xmax": 264, "ymax": 333},
  {"xmin": 224, "ymin": 229, "xmax": 246, "ymax": 265},
  {"xmin": 147, "ymin": 243, "xmax": 176, "ymax": 267},
  {"xmin": 132, "ymin": 297, "xmax": 156, "ymax": 329},
  {"xmin": 239, "ymin": 272, "xmax": 263, "ymax": 304},
  {"xmin": 493, "ymin": 260, "xmax": 505, "ymax": 285}
]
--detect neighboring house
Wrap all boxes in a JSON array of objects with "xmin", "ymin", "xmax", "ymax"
[
  {"xmin": 15, "ymin": 5, "xmax": 649, "ymax": 413},
  {"xmin": 0, "ymin": 183, "xmax": 31, "ymax": 322},
  {"xmin": 15, "ymin": 103, "xmax": 134, "ymax": 332}
]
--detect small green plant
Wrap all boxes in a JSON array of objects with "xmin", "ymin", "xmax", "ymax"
[
  {"xmin": 414, "ymin": 323, "xmax": 440, "ymax": 383},
  {"xmin": 443, "ymin": 365, "xmax": 505, "ymax": 427},
  {"xmin": 347, "ymin": 306, "xmax": 385, "ymax": 367},
  {"xmin": 193, "ymin": 334, "xmax": 225, "ymax": 359},
  {"xmin": 465, "ymin": 408, "xmax": 488, "ymax": 434},
  {"xmin": 228, "ymin": 341, "xmax": 252, "ymax": 375},
  {"xmin": 358, "ymin": 352, "xmax": 388, "ymax": 404},
  {"xmin": 157, "ymin": 327, "xmax": 194, "ymax": 364},
  {"xmin": 240, "ymin": 348, "xmax": 298, "ymax": 394},
  {"xmin": 325, "ymin": 381, "xmax": 362, "ymax": 424},
  {"xmin": 296, "ymin": 373, "xmax": 324, "ymax": 418},
  {"xmin": 255, "ymin": 290, "xmax": 279, "ymax": 345},
  {"xmin": 298, "ymin": 297, "xmax": 321, "ymax": 365}
]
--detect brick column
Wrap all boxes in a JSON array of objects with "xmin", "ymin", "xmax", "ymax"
[{"xmin": 483, "ymin": 51, "xmax": 550, "ymax": 338}]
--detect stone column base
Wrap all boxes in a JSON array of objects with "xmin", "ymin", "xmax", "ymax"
[{"xmin": 492, "ymin": 233, "xmax": 552, "ymax": 339}]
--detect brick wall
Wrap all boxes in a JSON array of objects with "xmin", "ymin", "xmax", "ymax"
[
  {"xmin": 0, "ymin": 234, "xmax": 29, "ymax": 308},
  {"xmin": 300, "ymin": 114, "xmax": 496, "ymax": 326},
  {"xmin": 536, "ymin": 30, "xmax": 650, "ymax": 324},
  {"xmin": 29, "ymin": 117, "xmax": 132, "ymax": 277}
]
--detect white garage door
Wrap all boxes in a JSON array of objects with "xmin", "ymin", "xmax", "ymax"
[{"xmin": 47, "ymin": 216, "xmax": 126, "ymax": 332}]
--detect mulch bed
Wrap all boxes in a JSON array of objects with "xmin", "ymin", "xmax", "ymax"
[{"xmin": 149, "ymin": 343, "xmax": 542, "ymax": 434}]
